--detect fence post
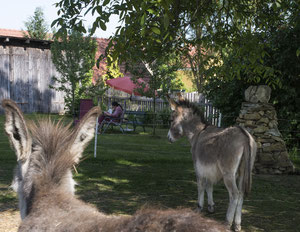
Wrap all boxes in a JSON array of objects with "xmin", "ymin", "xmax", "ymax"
[{"xmin": 218, "ymin": 112, "xmax": 222, "ymax": 127}]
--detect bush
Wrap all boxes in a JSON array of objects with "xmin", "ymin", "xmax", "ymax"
[{"xmin": 158, "ymin": 108, "xmax": 171, "ymax": 128}]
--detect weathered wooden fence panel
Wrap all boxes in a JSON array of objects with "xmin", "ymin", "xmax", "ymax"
[
  {"xmin": 0, "ymin": 45, "xmax": 65, "ymax": 113},
  {"xmin": 0, "ymin": 46, "xmax": 10, "ymax": 102}
]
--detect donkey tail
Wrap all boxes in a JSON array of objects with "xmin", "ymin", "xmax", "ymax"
[{"xmin": 239, "ymin": 126, "xmax": 257, "ymax": 197}]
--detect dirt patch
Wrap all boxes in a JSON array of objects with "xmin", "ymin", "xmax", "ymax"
[{"xmin": 0, "ymin": 209, "xmax": 20, "ymax": 232}]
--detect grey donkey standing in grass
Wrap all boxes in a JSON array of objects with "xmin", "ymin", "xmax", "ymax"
[
  {"xmin": 167, "ymin": 95, "xmax": 257, "ymax": 232},
  {"xmin": 2, "ymin": 99, "xmax": 230, "ymax": 232}
]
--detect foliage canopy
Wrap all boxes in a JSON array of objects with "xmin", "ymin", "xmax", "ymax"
[{"xmin": 52, "ymin": 0, "xmax": 299, "ymax": 87}]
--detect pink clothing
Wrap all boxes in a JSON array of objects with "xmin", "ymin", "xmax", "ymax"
[
  {"xmin": 98, "ymin": 106, "xmax": 123, "ymax": 124},
  {"xmin": 110, "ymin": 106, "xmax": 123, "ymax": 118}
]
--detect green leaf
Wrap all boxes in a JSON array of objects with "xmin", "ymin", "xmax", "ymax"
[
  {"xmin": 296, "ymin": 48, "xmax": 300, "ymax": 57},
  {"xmin": 163, "ymin": 32, "xmax": 169, "ymax": 41},
  {"xmin": 163, "ymin": 14, "xmax": 169, "ymax": 29},
  {"xmin": 96, "ymin": 6, "xmax": 102, "ymax": 14},
  {"xmin": 51, "ymin": 19, "xmax": 59, "ymax": 27},
  {"xmin": 141, "ymin": 27, "xmax": 146, "ymax": 37},
  {"xmin": 103, "ymin": 0, "xmax": 110, "ymax": 6},
  {"xmin": 85, "ymin": 6, "xmax": 94, "ymax": 16},
  {"xmin": 100, "ymin": 20, "xmax": 107, "ymax": 31},
  {"xmin": 151, "ymin": 27, "xmax": 160, "ymax": 35},
  {"xmin": 140, "ymin": 13, "xmax": 145, "ymax": 26},
  {"xmin": 147, "ymin": 9, "xmax": 155, "ymax": 14}
]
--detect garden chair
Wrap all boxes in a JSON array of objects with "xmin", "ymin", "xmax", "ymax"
[
  {"xmin": 99, "ymin": 110, "xmax": 126, "ymax": 134},
  {"xmin": 74, "ymin": 99, "xmax": 94, "ymax": 125}
]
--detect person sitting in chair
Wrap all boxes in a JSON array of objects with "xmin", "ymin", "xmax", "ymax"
[{"xmin": 98, "ymin": 101, "xmax": 123, "ymax": 125}]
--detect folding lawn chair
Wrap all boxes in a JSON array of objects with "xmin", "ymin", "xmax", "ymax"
[{"xmin": 99, "ymin": 110, "xmax": 126, "ymax": 134}]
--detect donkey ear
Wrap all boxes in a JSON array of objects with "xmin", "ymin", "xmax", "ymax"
[
  {"xmin": 166, "ymin": 94, "xmax": 178, "ymax": 111},
  {"xmin": 2, "ymin": 99, "xmax": 32, "ymax": 161},
  {"xmin": 70, "ymin": 106, "xmax": 101, "ymax": 163}
]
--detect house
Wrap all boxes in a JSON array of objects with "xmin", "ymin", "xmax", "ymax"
[{"xmin": 0, "ymin": 28, "xmax": 128, "ymax": 113}]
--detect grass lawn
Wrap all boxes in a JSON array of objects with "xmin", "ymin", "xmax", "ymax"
[{"xmin": 0, "ymin": 114, "xmax": 299, "ymax": 232}]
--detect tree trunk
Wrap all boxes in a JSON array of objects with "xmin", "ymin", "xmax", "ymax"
[
  {"xmin": 72, "ymin": 86, "xmax": 76, "ymax": 126},
  {"xmin": 152, "ymin": 92, "xmax": 156, "ymax": 136}
]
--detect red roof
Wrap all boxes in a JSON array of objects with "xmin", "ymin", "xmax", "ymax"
[
  {"xmin": 93, "ymin": 38, "xmax": 132, "ymax": 82},
  {"xmin": 93, "ymin": 38, "xmax": 110, "ymax": 81},
  {"xmin": 0, "ymin": 28, "xmax": 29, "ymax": 38}
]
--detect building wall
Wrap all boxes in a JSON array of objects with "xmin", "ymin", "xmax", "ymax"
[{"xmin": 0, "ymin": 45, "xmax": 65, "ymax": 113}]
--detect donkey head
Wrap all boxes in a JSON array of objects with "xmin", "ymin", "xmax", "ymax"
[
  {"xmin": 167, "ymin": 95, "xmax": 206, "ymax": 142},
  {"xmin": 2, "ymin": 99, "xmax": 101, "ymax": 219}
]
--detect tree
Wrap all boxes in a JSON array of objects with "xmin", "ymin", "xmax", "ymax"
[
  {"xmin": 203, "ymin": 14, "xmax": 300, "ymax": 153},
  {"xmin": 181, "ymin": 42, "xmax": 215, "ymax": 93},
  {"xmin": 127, "ymin": 52, "xmax": 182, "ymax": 135},
  {"xmin": 24, "ymin": 7, "xmax": 49, "ymax": 40},
  {"xmin": 50, "ymin": 30, "xmax": 98, "ymax": 121},
  {"xmin": 52, "ymin": 0, "xmax": 299, "ymax": 89},
  {"xmin": 107, "ymin": 7, "xmax": 182, "ymax": 135}
]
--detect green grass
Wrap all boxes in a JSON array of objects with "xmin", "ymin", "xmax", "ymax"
[{"xmin": 0, "ymin": 114, "xmax": 300, "ymax": 231}]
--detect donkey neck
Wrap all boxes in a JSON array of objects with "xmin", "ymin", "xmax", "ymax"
[{"xmin": 184, "ymin": 117, "xmax": 207, "ymax": 142}]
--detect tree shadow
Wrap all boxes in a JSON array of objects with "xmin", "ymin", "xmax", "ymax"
[
  {"xmin": 74, "ymin": 155, "xmax": 300, "ymax": 232},
  {"xmin": 0, "ymin": 47, "xmax": 63, "ymax": 114},
  {"xmin": 75, "ymin": 159, "xmax": 199, "ymax": 214}
]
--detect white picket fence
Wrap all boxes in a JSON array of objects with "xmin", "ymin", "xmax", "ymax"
[{"xmin": 103, "ymin": 91, "xmax": 222, "ymax": 127}]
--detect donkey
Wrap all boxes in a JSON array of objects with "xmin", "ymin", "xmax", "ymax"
[
  {"xmin": 167, "ymin": 95, "xmax": 257, "ymax": 231},
  {"xmin": 2, "ymin": 99, "xmax": 230, "ymax": 232}
]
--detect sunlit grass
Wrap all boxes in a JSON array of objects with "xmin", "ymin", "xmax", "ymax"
[
  {"xmin": 115, "ymin": 159, "xmax": 143, "ymax": 167},
  {"xmin": 0, "ymin": 114, "xmax": 299, "ymax": 231}
]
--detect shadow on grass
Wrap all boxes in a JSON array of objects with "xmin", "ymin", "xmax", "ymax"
[
  {"xmin": 75, "ymin": 159, "xmax": 199, "ymax": 214},
  {"xmin": 74, "ymin": 155, "xmax": 300, "ymax": 232},
  {"xmin": 0, "ymin": 161, "xmax": 19, "ymax": 213}
]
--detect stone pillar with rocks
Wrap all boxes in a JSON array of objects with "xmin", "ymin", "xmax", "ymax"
[{"xmin": 236, "ymin": 85, "xmax": 294, "ymax": 174}]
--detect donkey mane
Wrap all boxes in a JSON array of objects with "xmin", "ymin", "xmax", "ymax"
[{"xmin": 177, "ymin": 99, "xmax": 208, "ymax": 124}]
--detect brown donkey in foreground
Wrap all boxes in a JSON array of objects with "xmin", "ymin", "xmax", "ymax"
[{"xmin": 2, "ymin": 99, "xmax": 230, "ymax": 232}]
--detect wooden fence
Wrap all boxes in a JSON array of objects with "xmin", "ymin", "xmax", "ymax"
[
  {"xmin": 0, "ymin": 45, "xmax": 65, "ymax": 114},
  {"xmin": 102, "ymin": 92, "xmax": 222, "ymax": 126}
]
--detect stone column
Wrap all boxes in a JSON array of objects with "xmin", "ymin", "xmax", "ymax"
[{"xmin": 236, "ymin": 85, "xmax": 294, "ymax": 174}]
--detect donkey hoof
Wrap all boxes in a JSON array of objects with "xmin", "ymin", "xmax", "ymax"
[
  {"xmin": 194, "ymin": 204, "xmax": 203, "ymax": 213},
  {"xmin": 207, "ymin": 205, "xmax": 215, "ymax": 213},
  {"xmin": 225, "ymin": 222, "xmax": 232, "ymax": 229},
  {"xmin": 232, "ymin": 224, "xmax": 241, "ymax": 232}
]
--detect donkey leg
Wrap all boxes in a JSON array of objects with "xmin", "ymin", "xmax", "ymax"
[
  {"xmin": 206, "ymin": 181, "xmax": 215, "ymax": 213},
  {"xmin": 223, "ymin": 174, "xmax": 239, "ymax": 227},
  {"xmin": 195, "ymin": 177, "xmax": 205, "ymax": 212},
  {"xmin": 233, "ymin": 174, "xmax": 245, "ymax": 232},
  {"xmin": 233, "ymin": 194, "xmax": 243, "ymax": 232}
]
